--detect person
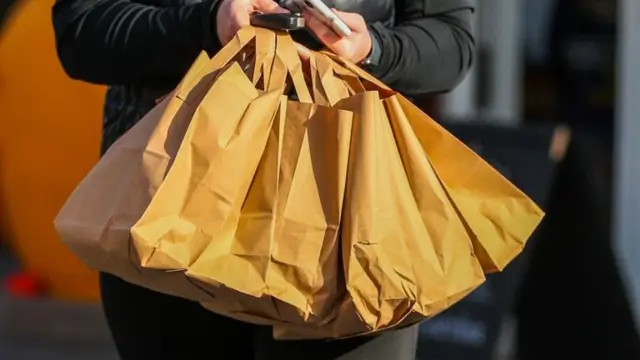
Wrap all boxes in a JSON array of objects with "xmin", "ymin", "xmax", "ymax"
[{"xmin": 52, "ymin": 0, "xmax": 475, "ymax": 359}]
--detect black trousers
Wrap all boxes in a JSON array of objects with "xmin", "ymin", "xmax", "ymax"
[{"xmin": 100, "ymin": 273, "xmax": 418, "ymax": 360}]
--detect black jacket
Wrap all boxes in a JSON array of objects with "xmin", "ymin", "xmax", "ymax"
[{"xmin": 52, "ymin": 0, "xmax": 474, "ymax": 152}]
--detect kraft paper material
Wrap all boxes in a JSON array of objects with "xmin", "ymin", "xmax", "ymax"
[{"xmin": 56, "ymin": 27, "xmax": 543, "ymax": 340}]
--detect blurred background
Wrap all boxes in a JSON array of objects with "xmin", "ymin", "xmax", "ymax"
[{"xmin": 0, "ymin": 0, "xmax": 638, "ymax": 359}]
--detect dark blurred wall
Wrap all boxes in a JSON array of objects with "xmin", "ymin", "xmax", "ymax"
[
  {"xmin": 548, "ymin": 0, "xmax": 616, "ymax": 137},
  {"xmin": 517, "ymin": 130, "xmax": 640, "ymax": 360},
  {"xmin": 518, "ymin": 1, "xmax": 640, "ymax": 359}
]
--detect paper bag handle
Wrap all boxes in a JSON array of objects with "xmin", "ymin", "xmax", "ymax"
[
  {"xmin": 305, "ymin": 53, "xmax": 353, "ymax": 106},
  {"xmin": 273, "ymin": 32, "xmax": 313, "ymax": 103},
  {"xmin": 319, "ymin": 51, "xmax": 396, "ymax": 100},
  {"xmin": 258, "ymin": 31, "xmax": 313, "ymax": 103},
  {"xmin": 322, "ymin": 52, "xmax": 392, "ymax": 91},
  {"xmin": 178, "ymin": 27, "xmax": 257, "ymax": 100},
  {"xmin": 307, "ymin": 52, "xmax": 398, "ymax": 106},
  {"xmin": 178, "ymin": 27, "xmax": 314, "ymax": 104},
  {"xmin": 326, "ymin": 59, "xmax": 366, "ymax": 94}
]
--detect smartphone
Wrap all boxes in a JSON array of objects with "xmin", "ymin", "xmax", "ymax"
[
  {"xmin": 284, "ymin": 0, "xmax": 352, "ymax": 37},
  {"xmin": 250, "ymin": 13, "xmax": 305, "ymax": 31}
]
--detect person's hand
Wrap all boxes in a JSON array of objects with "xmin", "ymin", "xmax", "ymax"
[
  {"xmin": 216, "ymin": 0, "xmax": 288, "ymax": 45},
  {"xmin": 297, "ymin": 10, "xmax": 372, "ymax": 64}
]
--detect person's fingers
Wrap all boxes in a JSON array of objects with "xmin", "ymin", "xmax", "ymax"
[
  {"xmin": 331, "ymin": 9, "xmax": 365, "ymax": 31},
  {"xmin": 303, "ymin": 12, "xmax": 342, "ymax": 45},
  {"xmin": 304, "ymin": 12, "xmax": 355, "ymax": 58},
  {"xmin": 254, "ymin": 0, "xmax": 289, "ymax": 13}
]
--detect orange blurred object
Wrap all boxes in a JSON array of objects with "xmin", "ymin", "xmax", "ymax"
[{"xmin": 0, "ymin": 0, "xmax": 104, "ymax": 301}]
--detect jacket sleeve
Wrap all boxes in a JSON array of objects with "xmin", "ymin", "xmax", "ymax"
[
  {"xmin": 52, "ymin": 0, "xmax": 223, "ymax": 86},
  {"xmin": 368, "ymin": 0, "xmax": 475, "ymax": 95}
]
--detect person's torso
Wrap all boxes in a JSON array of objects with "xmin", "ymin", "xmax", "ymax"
[{"xmin": 102, "ymin": 0, "xmax": 397, "ymax": 153}]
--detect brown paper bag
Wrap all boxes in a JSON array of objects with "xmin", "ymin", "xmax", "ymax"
[
  {"xmin": 208, "ymin": 46, "xmax": 540, "ymax": 338},
  {"xmin": 54, "ymin": 51, "xmax": 223, "ymax": 300},
  {"xmin": 197, "ymin": 101, "xmax": 355, "ymax": 326},
  {"xmin": 267, "ymin": 52, "xmax": 542, "ymax": 339},
  {"xmin": 323, "ymin": 53, "xmax": 545, "ymax": 272},
  {"xmin": 131, "ymin": 29, "xmax": 356, "ymax": 326},
  {"xmin": 55, "ymin": 27, "xmax": 298, "ymax": 302},
  {"xmin": 57, "ymin": 27, "xmax": 542, "ymax": 340},
  {"xmin": 341, "ymin": 91, "xmax": 485, "ymax": 330},
  {"xmin": 385, "ymin": 97, "xmax": 544, "ymax": 272},
  {"xmin": 270, "ymin": 90, "xmax": 485, "ymax": 340}
]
